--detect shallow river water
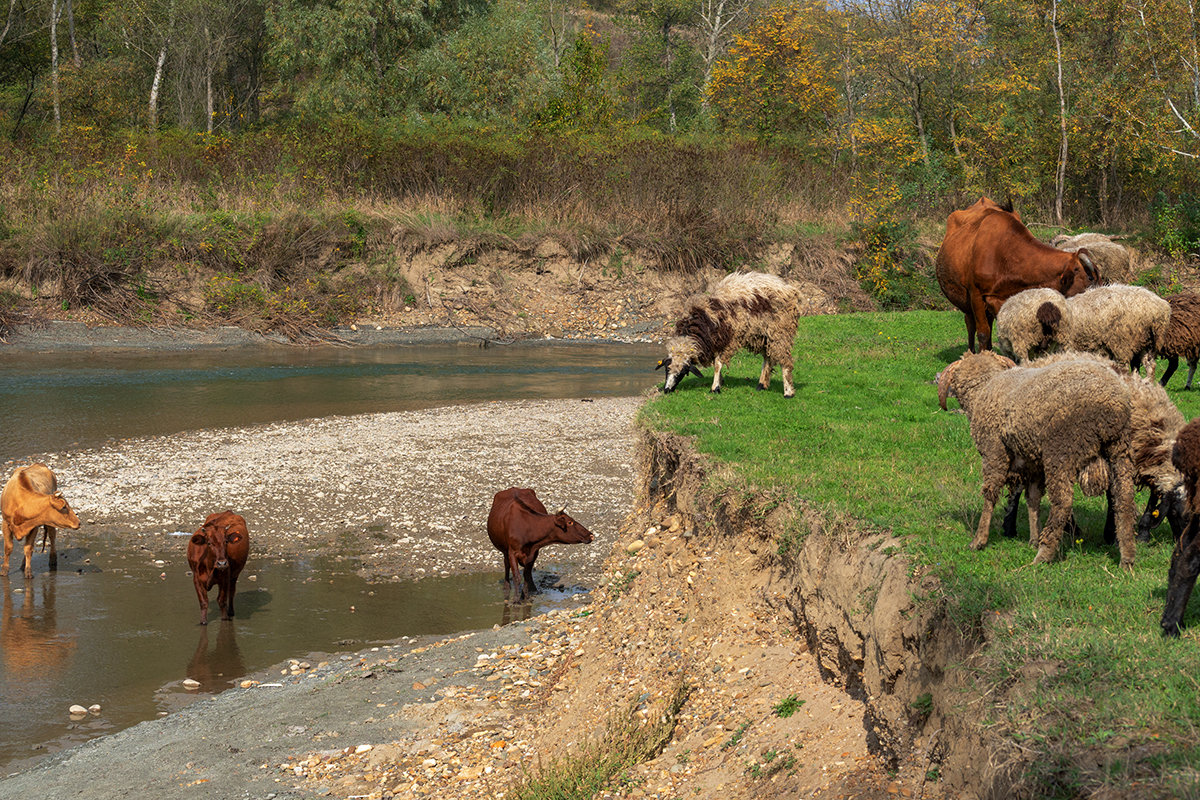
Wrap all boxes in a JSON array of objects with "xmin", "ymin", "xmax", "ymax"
[{"xmin": 0, "ymin": 340, "xmax": 660, "ymax": 772}]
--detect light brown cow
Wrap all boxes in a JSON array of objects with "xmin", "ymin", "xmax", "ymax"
[{"xmin": 1, "ymin": 464, "xmax": 81, "ymax": 579}]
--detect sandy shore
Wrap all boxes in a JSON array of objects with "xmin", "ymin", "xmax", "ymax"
[{"xmin": 49, "ymin": 395, "xmax": 646, "ymax": 586}]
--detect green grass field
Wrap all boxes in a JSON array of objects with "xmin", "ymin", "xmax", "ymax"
[{"xmin": 640, "ymin": 310, "xmax": 1200, "ymax": 792}]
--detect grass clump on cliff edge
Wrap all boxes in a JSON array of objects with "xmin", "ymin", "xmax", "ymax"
[
  {"xmin": 509, "ymin": 681, "xmax": 691, "ymax": 800},
  {"xmin": 639, "ymin": 310, "xmax": 1200, "ymax": 793}
]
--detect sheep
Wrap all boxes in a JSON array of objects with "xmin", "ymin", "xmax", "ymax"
[
  {"xmin": 1064, "ymin": 283, "xmax": 1170, "ymax": 378},
  {"xmin": 937, "ymin": 350, "xmax": 1138, "ymax": 567},
  {"xmin": 999, "ymin": 352, "xmax": 1186, "ymax": 545},
  {"xmin": 1161, "ymin": 419, "xmax": 1200, "ymax": 636},
  {"xmin": 1052, "ymin": 232, "xmax": 1132, "ymax": 282},
  {"xmin": 1158, "ymin": 292, "xmax": 1200, "ymax": 390},
  {"xmin": 657, "ymin": 272, "xmax": 802, "ymax": 397},
  {"xmin": 994, "ymin": 287, "xmax": 1072, "ymax": 362}
]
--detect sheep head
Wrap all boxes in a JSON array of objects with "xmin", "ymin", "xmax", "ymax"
[
  {"xmin": 658, "ymin": 337, "xmax": 705, "ymax": 393},
  {"xmin": 937, "ymin": 351, "xmax": 1016, "ymax": 411}
]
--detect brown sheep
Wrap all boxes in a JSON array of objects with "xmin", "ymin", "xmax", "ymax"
[
  {"xmin": 1162, "ymin": 419, "xmax": 1200, "ymax": 636},
  {"xmin": 657, "ymin": 272, "xmax": 802, "ymax": 397},
  {"xmin": 1158, "ymin": 292, "xmax": 1200, "ymax": 390},
  {"xmin": 938, "ymin": 351, "xmax": 1137, "ymax": 568}
]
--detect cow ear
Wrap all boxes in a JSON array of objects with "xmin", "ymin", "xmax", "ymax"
[
  {"xmin": 50, "ymin": 495, "xmax": 67, "ymax": 511},
  {"xmin": 191, "ymin": 533, "xmax": 207, "ymax": 545}
]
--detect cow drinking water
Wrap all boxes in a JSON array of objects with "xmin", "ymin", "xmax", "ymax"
[
  {"xmin": 486, "ymin": 487, "xmax": 594, "ymax": 602},
  {"xmin": 187, "ymin": 511, "xmax": 250, "ymax": 625}
]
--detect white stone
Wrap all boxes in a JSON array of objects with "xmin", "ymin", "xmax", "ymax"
[
  {"xmin": 354, "ymin": 744, "xmax": 373, "ymax": 754},
  {"xmin": 88, "ymin": 704, "xmax": 101, "ymax": 713},
  {"xmin": 182, "ymin": 678, "xmax": 201, "ymax": 689},
  {"xmin": 68, "ymin": 705, "xmax": 87, "ymax": 715}
]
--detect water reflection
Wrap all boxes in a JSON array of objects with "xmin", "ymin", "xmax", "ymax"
[
  {"xmin": 185, "ymin": 624, "xmax": 245, "ymax": 693},
  {"xmin": 1, "ymin": 577, "xmax": 74, "ymax": 681}
]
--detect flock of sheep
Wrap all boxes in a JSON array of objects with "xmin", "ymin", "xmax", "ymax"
[{"xmin": 941, "ymin": 274, "xmax": 1200, "ymax": 637}]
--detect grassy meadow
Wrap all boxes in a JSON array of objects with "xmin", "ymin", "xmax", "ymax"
[{"xmin": 640, "ymin": 310, "xmax": 1200, "ymax": 792}]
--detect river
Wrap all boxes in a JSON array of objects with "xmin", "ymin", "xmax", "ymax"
[{"xmin": 0, "ymin": 340, "xmax": 659, "ymax": 773}]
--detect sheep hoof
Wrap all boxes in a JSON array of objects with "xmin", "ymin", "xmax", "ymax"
[
  {"xmin": 968, "ymin": 538, "xmax": 987, "ymax": 551},
  {"xmin": 1032, "ymin": 546, "xmax": 1056, "ymax": 564},
  {"xmin": 755, "ymin": 384, "xmax": 766, "ymax": 391},
  {"xmin": 783, "ymin": 391, "xmax": 795, "ymax": 399},
  {"xmin": 710, "ymin": 387, "xmax": 721, "ymax": 394}
]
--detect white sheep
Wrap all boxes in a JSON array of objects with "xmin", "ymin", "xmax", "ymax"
[
  {"xmin": 1065, "ymin": 284, "xmax": 1170, "ymax": 378},
  {"xmin": 994, "ymin": 287, "xmax": 1072, "ymax": 362}
]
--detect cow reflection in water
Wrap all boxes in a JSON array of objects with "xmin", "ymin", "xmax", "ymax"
[
  {"xmin": 1, "ymin": 575, "xmax": 75, "ymax": 678},
  {"xmin": 186, "ymin": 623, "xmax": 246, "ymax": 693}
]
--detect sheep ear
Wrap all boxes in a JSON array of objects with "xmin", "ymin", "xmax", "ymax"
[
  {"xmin": 689, "ymin": 365, "xmax": 703, "ymax": 379},
  {"xmin": 656, "ymin": 358, "xmax": 670, "ymax": 371}
]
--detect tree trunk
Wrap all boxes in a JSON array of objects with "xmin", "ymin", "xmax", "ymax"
[
  {"xmin": 910, "ymin": 77, "xmax": 930, "ymax": 167},
  {"xmin": 66, "ymin": 0, "xmax": 79, "ymax": 67},
  {"xmin": 1052, "ymin": 0, "xmax": 1068, "ymax": 225},
  {"xmin": 1, "ymin": 0, "xmax": 19, "ymax": 51},
  {"xmin": 205, "ymin": 25, "xmax": 214, "ymax": 133},
  {"xmin": 149, "ymin": 41, "xmax": 168, "ymax": 130},
  {"xmin": 50, "ymin": 0, "xmax": 61, "ymax": 134}
]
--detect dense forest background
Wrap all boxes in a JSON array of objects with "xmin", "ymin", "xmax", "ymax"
[{"xmin": 1, "ymin": 0, "xmax": 1199, "ymax": 330}]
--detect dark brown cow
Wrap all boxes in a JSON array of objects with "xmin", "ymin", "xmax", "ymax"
[
  {"xmin": 187, "ymin": 511, "xmax": 250, "ymax": 625},
  {"xmin": 486, "ymin": 487, "xmax": 593, "ymax": 602},
  {"xmin": 1, "ymin": 463, "xmax": 81, "ymax": 579},
  {"xmin": 936, "ymin": 197, "xmax": 1100, "ymax": 352}
]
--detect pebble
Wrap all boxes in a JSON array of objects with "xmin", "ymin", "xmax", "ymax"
[
  {"xmin": 182, "ymin": 678, "xmax": 201, "ymax": 689},
  {"xmin": 626, "ymin": 540, "xmax": 645, "ymax": 555},
  {"xmin": 68, "ymin": 705, "xmax": 87, "ymax": 716}
]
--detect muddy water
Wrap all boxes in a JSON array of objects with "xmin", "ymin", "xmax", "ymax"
[
  {"xmin": 0, "ymin": 341, "xmax": 661, "ymax": 464},
  {"xmin": 0, "ymin": 341, "xmax": 659, "ymax": 772}
]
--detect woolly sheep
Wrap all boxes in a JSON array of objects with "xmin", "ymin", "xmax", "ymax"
[
  {"xmin": 1052, "ymin": 232, "xmax": 1132, "ymax": 282},
  {"xmin": 1065, "ymin": 283, "xmax": 1170, "ymax": 378},
  {"xmin": 994, "ymin": 287, "xmax": 1072, "ymax": 362},
  {"xmin": 1000, "ymin": 352, "xmax": 1186, "ymax": 545},
  {"xmin": 657, "ymin": 272, "xmax": 802, "ymax": 397},
  {"xmin": 937, "ymin": 350, "xmax": 1137, "ymax": 567},
  {"xmin": 1161, "ymin": 419, "xmax": 1200, "ymax": 636},
  {"xmin": 1158, "ymin": 292, "xmax": 1200, "ymax": 390}
]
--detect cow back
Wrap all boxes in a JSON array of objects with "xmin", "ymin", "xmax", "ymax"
[{"xmin": 487, "ymin": 487, "xmax": 547, "ymax": 551}]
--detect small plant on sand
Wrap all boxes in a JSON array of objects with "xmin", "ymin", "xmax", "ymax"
[{"xmin": 772, "ymin": 694, "xmax": 804, "ymax": 718}]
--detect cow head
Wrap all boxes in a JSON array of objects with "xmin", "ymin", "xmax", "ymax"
[
  {"xmin": 46, "ymin": 491, "xmax": 81, "ymax": 530},
  {"xmin": 1057, "ymin": 250, "xmax": 1101, "ymax": 296},
  {"xmin": 191, "ymin": 524, "xmax": 243, "ymax": 570},
  {"xmin": 657, "ymin": 337, "xmax": 704, "ymax": 393},
  {"xmin": 553, "ymin": 508, "xmax": 594, "ymax": 545}
]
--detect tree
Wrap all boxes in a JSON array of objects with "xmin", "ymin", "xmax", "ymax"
[{"xmin": 706, "ymin": 2, "xmax": 838, "ymax": 138}]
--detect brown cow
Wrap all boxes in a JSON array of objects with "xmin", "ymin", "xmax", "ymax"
[
  {"xmin": 936, "ymin": 197, "xmax": 1100, "ymax": 352},
  {"xmin": 486, "ymin": 487, "xmax": 594, "ymax": 602},
  {"xmin": 1, "ymin": 463, "xmax": 81, "ymax": 579},
  {"xmin": 187, "ymin": 510, "xmax": 250, "ymax": 625}
]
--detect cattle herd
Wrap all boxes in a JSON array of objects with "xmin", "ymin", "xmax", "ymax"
[{"xmin": 4, "ymin": 205, "xmax": 1200, "ymax": 639}]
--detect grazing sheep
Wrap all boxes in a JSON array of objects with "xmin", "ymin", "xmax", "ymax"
[
  {"xmin": 994, "ymin": 287, "xmax": 1072, "ymax": 362},
  {"xmin": 1001, "ymin": 354, "xmax": 1186, "ymax": 545},
  {"xmin": 1052, "ymin": 232, "xmax": 1132, "ymax": 282},
  {"xmin": 937, "ymin": 350, "xmax": 1137, "ymax": 567},
  {"xmin": 657, "ymin": 272, "xmax": 802, "ymax": 397},
  {"xmin": 1065, "ymin": 284, "xmax": 1170, "ymax": 378},
  {"xmin": 1158, "ymin": 292, "xmax": 1200, "ymax": 390},
  {"xmin": 1161, "ymin": 419, "xmax": 1200, "ymax": 636}
]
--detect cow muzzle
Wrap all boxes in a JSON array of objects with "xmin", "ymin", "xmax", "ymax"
[{"xmin": 214, "ymin": 559, "xmax": 229, "ymax": 570}]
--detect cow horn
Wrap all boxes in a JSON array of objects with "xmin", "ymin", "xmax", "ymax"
[
  {"xmin": 1077, "ymin": 250, "xmax": 1099, "ymax": 283},
  {"xmin": 53, "ymin": 491, "xmax": 63, "ymax": 498},
  {"xmin": 556, "ymin": 506, "xmax": 566, "ymax": 515}
]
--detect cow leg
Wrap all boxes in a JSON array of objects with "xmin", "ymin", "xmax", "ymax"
[
  {"xmin": 20, "ymin": 534, "xmax": 35, "ymax": 578},
  {"xmin": 507, "ymin": 551, "xmax": 525, "ymax": 601},
  {"xmin": 194, "ymin": 579, "xmax": 211, "ymax": 625},
  {"xmin": 757, "ymin": 359, "xmax": 772, "ymax": 391},
  {"xmin": 1, "ymin": 519, "xmax": 11, "ymax": 576},
  {"xmin": 964, "ymin": 312, "xmax": 977, "ymax": 353},
  {"xmin": 45, "ymin": 526, "xmax": 57, "ymax": 572},
  {"xmin": 710, "ymin": 358, "xmax": 724, "ymax": 393},
  {"xmin": 217, "ymin": 573, "xmax": 232, "ymax": 620}
]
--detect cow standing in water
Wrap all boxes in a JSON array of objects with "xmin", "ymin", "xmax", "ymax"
[
  {"xmin": 486, "ymin": 488, "xmax": 594, "ymax": 602},
  {"xmin": 187, "ymin": 511, "xmax": 250, "ymax": 625},
  {"xmin": 1, "ymin": 463, "xmax": 80, "ymax": 579}
]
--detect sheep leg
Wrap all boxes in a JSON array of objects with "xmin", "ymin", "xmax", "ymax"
[
  {"xmin": 1186, "ymin": 359, "xmax": 1198, "ymax": 390},
  {"xmin": 1161, "ymin": 356, "xmax": 1179, "ymax": 387},
  {"xmin": 710, "ymin": 358, "xmax": 723, "ymax": 393},
  {"xmin": 781, "ymin": 364, "xmax": 794, "ymax": 398},
  {"xmin": 1026, "ymin": 482, "xmax": 1043, "ymax": 547},
  {"xmin": 1161, "ymin": 518, "xmax": 1200, "ymax": 636},
  {"xmin": 1034, "ymin": 478, "xmax": 1075, "ymax": 563},
  {"xmin": 1103, "ymin": 487, "xmax": 1117, "ymax": 545},
  {"xmin": 757, "ymin": 359, "xmax": 772, "ymax": 391},
  {"xmin": 1110, "ymin": 454, "xmax": 1137, "ymax": 570},
  {"xmin": 1001, "ymin": 486, "xmax": 1022, "ymax": 539},
  {"xmin": 1141, "ymin": 351, "xmax": 1156, "ymax": 380},
  {"xmin": 970, "ymin": 474, "xmax": 1007, "ymax": 550}
]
